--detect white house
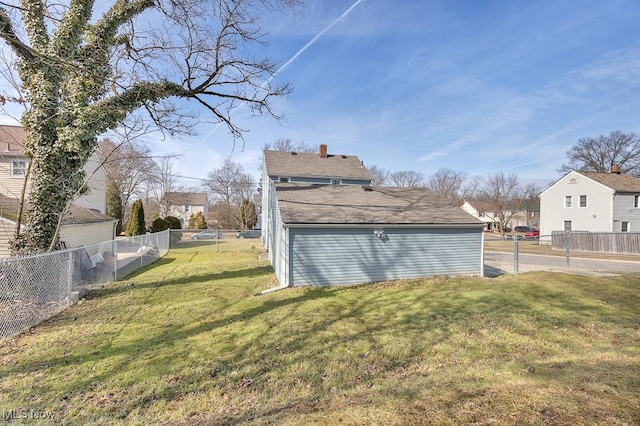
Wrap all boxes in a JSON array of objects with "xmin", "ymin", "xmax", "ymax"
[
  {"xmin": 0, "ymin": 124, "xmax": 116, "ymax": 256},
  {"xmin": 165, "ymin": 192, "xmax": 209, "ymax": 228},
  {"xmin": 539, "ymin": 169, "xmax": 640, "ymax": 242},
  {"xmin": 460, "ymin": 200, "xmax": 502, "ymax": 232}
]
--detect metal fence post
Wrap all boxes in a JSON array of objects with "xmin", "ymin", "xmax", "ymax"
[
  {"xmin": 67, "ymin": 250, "xmax": 74, "ymax": 307},
  {"xmin": 513, "ymin": 235, "xmax": 519, "ymax": 274}
]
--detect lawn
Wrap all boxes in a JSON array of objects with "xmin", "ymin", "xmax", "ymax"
[{"xmin": 1, "ymin": 239, "xmax": 638, "ymax": 425}]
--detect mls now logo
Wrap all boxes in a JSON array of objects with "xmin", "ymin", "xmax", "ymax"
[{"xmin": 3, "ymin": 409, "xmax": 56, "ymax": 421}]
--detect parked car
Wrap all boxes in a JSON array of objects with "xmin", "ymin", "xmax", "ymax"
[
  {"xmin": 524, "ymin": 230, "xmax": 540, "ymax": 239},
  {"xmin": 236, "ymin": 229, "xmax": 261, "ymax": 239},
  {"xmin": 189, "ymin": 230, "xmax": 221, "ymax": 240},
  {"xmin": 514, "ymin": 226, "xmax": 536, "ymax": 233}
]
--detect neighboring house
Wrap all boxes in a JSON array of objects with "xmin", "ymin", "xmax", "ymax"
[
  {"xmin": 460, "ymin": 200, "xmax": 502, "ymax": 232},
  {"xmin": 461, "ymin": 199, "xmax": 540, "ymax": 232},
  {"xmin": 518, "ymin": 200, "xmax": 541, "ymax": 229},
  {"xmin": 0, "ymin": 124, "xmax": 115, "ymax": 257},
  {"xmin": 539, "ymin": 169, "xmax": 640, "ymax": 241},
  {"xmin": 165, "ymin": 192, "xmax": 209, "ymax": 228},
  {"xmin": 261, "ymin": 144, "xmax": 373, "ymax": 248},
  {"xmin": 268, "ymin": 184, "xmax": 484, "ymax": 287}
]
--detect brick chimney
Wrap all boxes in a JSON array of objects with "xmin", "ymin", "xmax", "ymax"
[
  {"xmin": 319, "ymin": 144, "xmax": 328, "ymax": 158},
  {"xmin": 611, "ymin": 165, "xmax": 621, "ymax": 174}
]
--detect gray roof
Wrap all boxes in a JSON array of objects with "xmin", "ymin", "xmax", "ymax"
[
  {"xmin": 275, "ymin": 183, "xmax": 483, "ymax": 225},
  {"xmin": 579, "ymin": 171, "xmax": 640, "ymax": 193},
  {"xmin": 0, "ymin": 194, "xmax": 115, "ymax": 224},
  {"xmin": 264, "ymin": 150, "xmax": 373, "ymax": 180},
  {"xmin": 166, "ymin": 192, "xmax": 208, "ymax": 206},
  {"xmin": 0, "ymin": 125, "xmax": 26, "ymax": 157}
]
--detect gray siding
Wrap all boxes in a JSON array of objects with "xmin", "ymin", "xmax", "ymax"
[
  {"xmin": 613, "ymin": 193, "xmax": 640, "ymax": 232},
  {"xmin": 288, "ymin": 227, "xmax": 482, "ymax": 286}
]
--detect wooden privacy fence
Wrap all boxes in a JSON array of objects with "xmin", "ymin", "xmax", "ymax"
[{"xmin": 552, "ymin": 231, "xmax": 640, "ymax": 254}]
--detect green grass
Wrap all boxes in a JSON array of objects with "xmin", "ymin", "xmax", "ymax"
[{"xmin": 1, "ymin": 239, "xmax": 639, "ymax": 425}]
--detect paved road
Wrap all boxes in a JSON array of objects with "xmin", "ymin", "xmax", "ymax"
[{"xmin": 484, "ymin": 251, "xmax": 639, "ymax": 277}]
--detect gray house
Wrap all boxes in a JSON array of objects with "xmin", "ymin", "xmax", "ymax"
[
  {"xmin": 268, "ymin": 183, "xmax": 484, "ymax": 287},
  {"xmin": 261, "ymin": 144, "xmax": 373, "ymax": 249}
]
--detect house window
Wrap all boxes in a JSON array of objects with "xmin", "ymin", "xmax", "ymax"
[
  {"xmin": 184, "ymin": 205, "xmax": 190, "ymax": 212},
  {"xmin": 331, "ymin": 179, "xmax": 340, "ymax": 185},
  {"xmin": 579, "ymin": 195, "xmax": 587, "ymax": 208},
  {"xmin": 279, "ymin": 177, "xmax": 289, "ymax": 182},
  {"xmin": 10, "ymin": 160, "xmax": 28, "ymax": 177},
  {"xmin": 564, "ymin": 220, "xmax": 572, "ymax": 232},
  {"xmin": 564, "ymin": 196, "xmax": 572, "ymax": 208},
  {"xmin": 622, "ymin": 221, "xmax": 629, "ymax": 232},
  {"xmin": 635, "ymin": 195, "xmax": 639, "ymax": 208}
]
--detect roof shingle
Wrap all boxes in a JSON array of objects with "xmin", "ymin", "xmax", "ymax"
[
  {"xmin": 579, "ymin": 171, "xmax": 640, "ymax": 192},
  {"xmin": 275, "ymin": 183, "xmax": 483, "ymax": 225},
  {"xmin": 264, "ymin": 150, "xmax": 373, "ymax": 180}
]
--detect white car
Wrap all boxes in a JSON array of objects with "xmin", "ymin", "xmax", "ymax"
[{"xmin": 189, "ymin": 230, "xmax": 221, "ymax": 240}]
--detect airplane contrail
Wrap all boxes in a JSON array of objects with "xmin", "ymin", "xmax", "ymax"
[{"xmin": 200, "ymin": 0, "xmax": 367, "ymax": 142}]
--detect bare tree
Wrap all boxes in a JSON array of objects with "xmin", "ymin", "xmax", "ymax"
[
  {"xmin": 96, "ymin": 137, "xmax": 157, "ymax": 219},
  {"xmin": 427, "ymin": 168, "xmax": 466, "ymax": 206},
  {"xmin": 263, "ymin": 138, "xmax": 315, "ymax": 153},
  {"xmin": 147, "ymin": 155, "xmax": 184, "ymax": 220},
  {"xmin": 204, "ymin": 159, "xmax": 256, "ymax": 229},
  {"xmin": 479, "ymin": 172, "xmax": 539, "ymax": 235},
  {"xmin": 366, "ymin": 164, "xmax": 389, "ymax": 186},
  {"xmin": 0, "ymin": 0, "xmax": 300, "ymax": 253},
  {"xmin": 388, "ymin": 170, "xmax": 426, "ymax": 187},
  {"xmin": 559, "ymin": 130, "xmax": 640, "ymax": 176}
]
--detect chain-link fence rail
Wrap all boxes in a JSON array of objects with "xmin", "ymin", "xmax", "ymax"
[
  {"xmin": 169, "ymin": 228, "xmax": 262, "ymax": 249},
  {"xmin": 0, "ymin": 230, "xmax": 170, "ymax": 339},
  {"xmin": 484, "ymin": 231, "xmax": 640, "ymax": 277}
]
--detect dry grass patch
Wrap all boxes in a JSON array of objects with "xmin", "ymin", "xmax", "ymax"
[{"xmin": 1, "ymin": 239, "xmax": 638, "ymax": 425}]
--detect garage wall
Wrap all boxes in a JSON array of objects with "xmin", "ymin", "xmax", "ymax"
[
  {"xmin": 60, "ymin": 221, "xmax": 116, "ymax": 253},
  {"xmin": 288, "ymin": 227, "xmax": 483, "ymax": 286}
]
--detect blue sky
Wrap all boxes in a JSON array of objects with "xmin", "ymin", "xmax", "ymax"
[
  {"xmin": 165, "ymin": 0, "xmax": 640, "ymax": 188},
  {"xmin": 3, "ymin": 0, "xmax": 640, "ymax": 189}
]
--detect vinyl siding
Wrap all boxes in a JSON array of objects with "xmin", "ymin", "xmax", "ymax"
[
  {"xmin": 540, "ymin": 172, "xmax": 614, "ymax": 243},
  {"xmin": 288, "ymin": 227, "xmax": 482, "ymax": 286},
  {"xmin": 59, "ymin": 221, "xmax": 116, "ymax": 252},
  {"xmin": 74, "ymin": 155, "xmax": 107, "ymax": 213},
  {"xmin": 0, "ymin": 219, "xmax": 16, "ymax": 258},
  {"xmin": 613, "ymin": 193, "xmax": 640, "ymax": 232},
  {"xmin": 0, "ymin": 159, "xmax": 30, "ymax": 198}
]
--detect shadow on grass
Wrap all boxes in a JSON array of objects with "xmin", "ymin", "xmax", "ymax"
[
  {"xmin": 3, "ymin": 270, "xmax": 639, "ymax": 424},
  {"xmin": 86, "ymin": 263, "xmax": 274, "ymax": 300}
]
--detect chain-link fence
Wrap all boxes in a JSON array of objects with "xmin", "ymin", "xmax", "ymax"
[
  {"xmin": 168, "ymin": 228, "xmax": 261, "ymax": 249},
  {"xmin": 484, "ymin": 232, "xmax": 640, "ymax": 277},
  {"xmin": 0, "ymin": 230, "xmax": 170, "ymax": 339}
]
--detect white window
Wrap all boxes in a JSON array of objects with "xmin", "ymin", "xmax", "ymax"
[
  {"xmin": 564, "ymin": 220, "xmax": 572, "ymax": 232},
  {"xmin": 622, "ymin": 221, "xmax": 629, "ymax": 232},
  {"xmin": 564, "ymin": 196, "xmax": 572, "ymax": 208},
  {"xmin": 579, "ymin": 195, "xmax": 587, "ymax": 208},
  {"xmin": 184, "ymin": 205, "xmax": 190, "ymax": 212},
  {"xmin": 10, "ymin": 160, "xmax": 28, "ymax": 177},
  {"xmin": 635, "ymin": 195, "xmax": 639, "ymax": 208}
]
